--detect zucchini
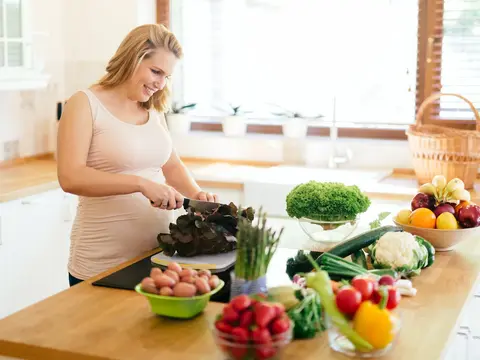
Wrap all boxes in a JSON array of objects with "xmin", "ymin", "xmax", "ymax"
[
  {"xmin": 351, "ymin": 250, "xmax": 368, "ymax": 269},
  {"xmin": 285, "ymin": 226, "xmax": 403, "ymax": 279},
  {"xmin": 319, "ymin": 225, "xmax": 403, "ymax": 260},
  {"xmin": 415, "ymin": 236, "xmax": 435, "ymax": 268}
]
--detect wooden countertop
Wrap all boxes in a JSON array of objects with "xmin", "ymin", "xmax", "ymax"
[
  {"xmin": 0, "ymin": 237, "xmax": 479, "ymax": 360},
  {"xmin": 2, "ymin": 155, "xmax": 480, "ymax": 204}
]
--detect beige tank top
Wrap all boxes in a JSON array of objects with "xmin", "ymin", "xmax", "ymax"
[{"xmin": 68, "ymin": 89, "xmax": 174, "ymax": 280}]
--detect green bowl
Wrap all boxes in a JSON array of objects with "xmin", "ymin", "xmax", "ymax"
[{"xmin": 135, "ymin": 280, "xmax": 225, "ymax": 319}]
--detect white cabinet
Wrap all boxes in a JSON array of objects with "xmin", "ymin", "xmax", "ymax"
[
  {"xmin": 0, "ymin": 189, "xmax": 73, "ymax": 319},
  {"xmin": 444, "ymin": 278, "xmax": 480, "ymax": 360}
]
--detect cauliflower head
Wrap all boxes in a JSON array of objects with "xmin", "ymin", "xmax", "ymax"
[{"xmin": 371, "ymin": 231, "xmax": 424, "ymax": 273}]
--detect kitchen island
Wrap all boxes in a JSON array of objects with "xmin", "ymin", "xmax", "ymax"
[{"xmin": 0, "ymin": 236, "xmax": 479, "ymax": 360}]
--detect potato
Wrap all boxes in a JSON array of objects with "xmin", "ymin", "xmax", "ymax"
[
  {"xmin": 208, "ymin": 275, "xmax": 220, "ymax": 289},
  {"xmin": 191, "ymin": 269, "xmax": 198, "ymax": 277},
  {"xmin": 150, "ymin": 267, "xmax": 163, "ymax": 278},
  {"xmin": 180, "ymin": 276, "xmax": 196, "ymax": 284},
  {"xmin": 153, "ymin": 274, "xmax": 175, "ymax": 288},
  {"xmin": 141, "ymin": 277, "xmax": 158, "ymax": 294},
  {"xmin": 167, "ymin": 261, "xmax": 183, "ymax": 274},
  {"xmin": 179, "ymin": 268, "xmax": 195, "ymax": 278},
  {"xmin": 199, "ymin": 275, "xmax": 210, "ymax": 282},
  {"xmin": 159, "ymin": 287, "xmax": 173, "ymax": 296},
  {"xmin": 173, "ymin": 282, "xmax": 197, "ymax": 297},
  {"xmin": 195, "ymin": 277, "xmax": 211, "ymax": 295},
  {"xmin": 164, "ymin": 270, "xmax": 180, "ymax": 283},
  {"xmin": 198, "ymin": 269, "xmax": 212, "ymax": 278}
]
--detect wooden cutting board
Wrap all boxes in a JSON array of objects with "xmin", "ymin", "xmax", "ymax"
[{"xmin": 150, "ymin": 251, "xmax": 236, "ymax": 273}]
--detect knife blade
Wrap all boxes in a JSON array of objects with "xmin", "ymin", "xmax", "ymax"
[{"xmin": 183, "ymin": 198, "xmax": 223, "ymax": 212}]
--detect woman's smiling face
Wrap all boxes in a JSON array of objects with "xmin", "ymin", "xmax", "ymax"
[{"xmin": 128, "ymin": 47, "xmax": 178, "ymax": 102}]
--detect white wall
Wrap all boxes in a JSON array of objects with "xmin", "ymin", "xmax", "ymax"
[{"xmin": 0, "ymin": 0, "xmax": 157, "ymax": 161}]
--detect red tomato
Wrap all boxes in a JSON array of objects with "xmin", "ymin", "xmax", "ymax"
[
  {"xmin": 386, "ymin": 286, "xmax": 401, "ymax": 310},
  {"xmin": 335, "ymin": 287, "xmax": 362, "ymax": 315},
  {"xmin": 230, "ymin": 295, "xmax": 252, "ymax": 312},
  {"xmin": 351, "ymin": 277, "xmax": 374, "ymax": 301}
]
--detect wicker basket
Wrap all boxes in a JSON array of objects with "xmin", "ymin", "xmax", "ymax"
[{"xmin": 406, "ymin": 93, "xmax": 480, "ymax": 190}]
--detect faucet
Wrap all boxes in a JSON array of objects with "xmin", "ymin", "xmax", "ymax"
[{"xmin": 328, "ymin": 96, "xmax": 353, "ymax": 169}]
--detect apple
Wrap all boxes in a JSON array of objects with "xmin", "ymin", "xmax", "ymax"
[
  {"xmin": 457, "ymin": 205, "xmax": 480, "ymax": 228},
  {"xmin": 434, "ymin": 203, "xmax": 455, "ymax": 218},
  {"xmin": 411, "ymin": 193, "xmax": 435, "ymax": 211}
]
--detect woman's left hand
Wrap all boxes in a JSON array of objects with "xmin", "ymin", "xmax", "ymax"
[{"xmin": 194, "ymin": 191, "xmax": 219, "ymax": 203}]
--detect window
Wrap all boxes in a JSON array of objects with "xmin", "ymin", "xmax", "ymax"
[
  {"xmin": 162, "ymin": 0, "xmax": 480, "ymax": 138},
  {"xmin": 0, "ymin": 0, "xmax": 24, "ymax": 69},
  {"xmin": 419, "ymin": 0, "xmax": 480, "ymax": 127}
]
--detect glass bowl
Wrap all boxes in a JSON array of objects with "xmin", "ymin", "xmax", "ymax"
[
  {"xmin": 326, "ymin": 311, "xmax": 402, "ymax": 358},
  {"xmin": 298, "ymin": 215, "xmax": 360, "ymax": 246},
  {"xmin": 211, "ymin": 321, "xmax": 293, "ymax": 360}
]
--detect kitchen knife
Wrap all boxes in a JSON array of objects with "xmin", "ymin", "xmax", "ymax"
[
  {"xmin": 150, "ymin": 198, "xmax": 224, "ymax": 212},
  {"xmin": 182, "ymin": 198, "xmax": 223, "ymax": 212}
]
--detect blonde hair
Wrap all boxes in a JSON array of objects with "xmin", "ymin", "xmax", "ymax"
[{"xmin": 97, "ymin": 24, "xmax": 183, "ymax": 112}]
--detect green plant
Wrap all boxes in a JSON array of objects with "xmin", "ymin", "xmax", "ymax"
[
  {"xmin": 285, "ymin": 181, "xmax": 371, "ymax": 222},
  {"xmin": 170, "ymin": 102, "xmax": 197, "ymax": 114}
]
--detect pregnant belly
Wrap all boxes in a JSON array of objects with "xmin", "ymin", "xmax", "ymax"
[{"xmin": 71, "ymin": 193, "xmax": 174, "ymax": 265}]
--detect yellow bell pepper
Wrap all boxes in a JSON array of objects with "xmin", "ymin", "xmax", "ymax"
[{"xmin": 352, "ymin": 288, "xmax": 396, "ymax": 350}]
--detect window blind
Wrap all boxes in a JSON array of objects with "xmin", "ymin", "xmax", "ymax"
[{"xmin": 424, "ymin": 0, "xmax": 480, "ymax": 121}]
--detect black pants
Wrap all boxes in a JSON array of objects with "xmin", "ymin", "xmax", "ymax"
[{"xmin": 69, "ymin": 273, "xmax": 83, "ymax": 287}]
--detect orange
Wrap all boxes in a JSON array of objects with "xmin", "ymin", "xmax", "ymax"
[{"xmin": 408, "ymin": 208, "xmax": 436, "ymax": 228}]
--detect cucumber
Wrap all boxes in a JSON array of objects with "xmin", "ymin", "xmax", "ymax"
[
  {"xmin": 415, "ymin": 236, "xmax": 435, "ymax": 268},
  {"xmin": 318, "ymin": 225, "xmax": 403, "ymax": 260},
  {"xmin": 351, "ymin": 249, "xmax": 368, "ymax": 269}
]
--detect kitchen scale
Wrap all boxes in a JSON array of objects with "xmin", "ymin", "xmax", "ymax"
[{"xmin": 150, "ymin": 250, "xmax": 237, "ymax": 274}]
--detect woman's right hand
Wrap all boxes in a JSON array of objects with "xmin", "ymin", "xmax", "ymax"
[{"xmin": 139, "ymin": 178, "xmax": 184, "ymax": 210}]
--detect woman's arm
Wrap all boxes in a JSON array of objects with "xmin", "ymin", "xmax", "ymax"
[
  {"xmin": 162, "ymin": 151, "xmax": 217, "ymax": 202},
  {"xmin": 57, "ymin": 92, "xmax": 143, "ymax": 197},
  {"xmin": 57, "ymin": 92, "xmax": 182, "ymax": 210}
]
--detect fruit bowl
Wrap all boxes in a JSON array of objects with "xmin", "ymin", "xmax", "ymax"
[
  {"xmin": 135, "ymin": 280, "xmax": 225, "ymax": 319},
  {"xmin": 393, "ymin": 218, "xmax": 480, "ymax": 251},
  {"xmin": 298, "ymin": 215, "xmax": 360, "ymax": 248},
  {"xmin": 211, "ymin": 320, "xmax": 293, "ymax": 360}
]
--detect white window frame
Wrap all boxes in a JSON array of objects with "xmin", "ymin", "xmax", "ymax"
[{"xmin": 0, "ymin": 0, "xmax": 50, "ymax": 90}]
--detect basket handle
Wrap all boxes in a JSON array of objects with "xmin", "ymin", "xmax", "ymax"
[{"xmin": 416, "ymin": 93, "xmax": 480, "ymax": 131}]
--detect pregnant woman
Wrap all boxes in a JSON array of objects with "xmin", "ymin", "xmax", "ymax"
[{"xmin": 57, "ymin": 24, "xmax": 217, "ymax": 286}]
